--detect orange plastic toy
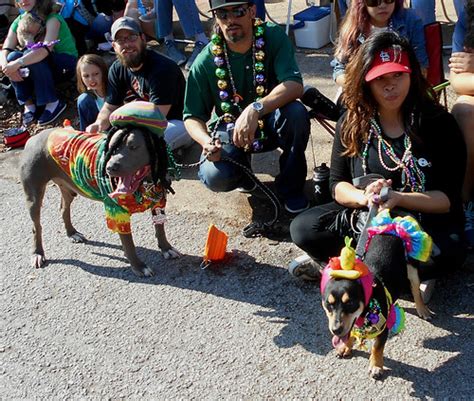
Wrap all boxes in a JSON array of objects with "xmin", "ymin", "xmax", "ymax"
[{"xmin": 201, "ymin": 224, "xmax": 228, "ymax": 269}]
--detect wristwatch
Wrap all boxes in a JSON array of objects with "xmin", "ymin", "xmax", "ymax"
[
  {"xmin": 251, "ymin": 101, "xmax": 264, "ymax": 117},
  {"xmin": 18, "ymin": 57, "xmax": 26, "ymax": 67}
]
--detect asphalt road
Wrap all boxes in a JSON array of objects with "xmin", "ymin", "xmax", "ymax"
[{"xmin": 1, "ymin": 45, "xmax": 474, "ymax": 400}]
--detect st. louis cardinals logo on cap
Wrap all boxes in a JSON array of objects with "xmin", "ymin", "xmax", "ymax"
[{"xmin": 366, "ymin": 45, "xmax": 412, "ymax": 82}]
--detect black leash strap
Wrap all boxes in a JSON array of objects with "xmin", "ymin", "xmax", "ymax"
[
  {"xmin": 220, "ymin": 156, "xmax": 281, "ymax": 238},
  {"xmin": 175, "ymin": 120, "xmax": 281, "ymax": 237},
  {"xmin": 355, "ymin": 186, "xmax": 389, "ymax": 259}
]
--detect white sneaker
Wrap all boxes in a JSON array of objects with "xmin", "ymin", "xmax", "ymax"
[{"xmin": 288, "ymin": 254, "xmax": 323, "ymax": 281}]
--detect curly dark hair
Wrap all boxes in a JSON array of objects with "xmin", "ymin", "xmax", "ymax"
[
  {"xmin": 340, "ymin": 31, "xmax": 436, "ymax": 157},
  {"xmin": 102, "ymin": 126, "xmax": 174, "ymax": 194}
]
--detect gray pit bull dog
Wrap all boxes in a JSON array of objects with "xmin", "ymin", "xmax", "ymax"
[{"xmin": 20, "ymin": 102, "xmax": 180, "ymax": 277}]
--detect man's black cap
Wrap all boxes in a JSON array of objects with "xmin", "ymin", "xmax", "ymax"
[{"xmin": 209, "ymin": 0, "xmax": 252, "ymax": 11}]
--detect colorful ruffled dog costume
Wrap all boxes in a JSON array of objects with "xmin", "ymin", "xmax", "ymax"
[
  {"xmin": 321, "ymin": 210, "xmax": 433, "ymax": 346},
  {"xmin": 47, "ymin": 102, "xmax": 168, "ymax": 234}
]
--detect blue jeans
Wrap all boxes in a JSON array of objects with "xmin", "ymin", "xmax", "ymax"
[
  {"xmin": 77, "ymin": 92, "xmax": 99, "ymax": 131},
  {"xmin": 87, "ymin": 13, "xmax": 113, "ymax": 41},
  {"xmin": 452, "ymin": 1, "xmax": 467, "ymax": 52},
  {"xmin": 198, "ymin": 101, "xmax": 310, "ymax": 201},
  {"xmin": 411, "ymin": 0, "xmax": 464, "ymax": 26},
  {"xmin": 7, "ymin": 51, "xmax": 77, "ymax": 106},
  {"xmin": 155, "ymin": 0, "xmax": 204, "ymax": 38}
]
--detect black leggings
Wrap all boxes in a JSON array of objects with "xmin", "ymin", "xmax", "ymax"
[{"xmin": 290, "ymin": 202, "xmax": 467, "ymax": 280}]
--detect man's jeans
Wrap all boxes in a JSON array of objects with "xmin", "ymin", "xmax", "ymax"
[
  {"xmin": 198, "ymin": 101, "xmax": 310, "ymax": 202},
  {"xmin": 155, "ymin": 0, "xmax": 204, "ymax": 38},
  {"xmin": 7, "ymin": 51, "xmax": 77, "ymax": 106}
]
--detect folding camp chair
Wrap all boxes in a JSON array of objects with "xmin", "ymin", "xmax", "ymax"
[{"xmin": 424, "ymin": 21, "xmax": 450, "ymax": 107}]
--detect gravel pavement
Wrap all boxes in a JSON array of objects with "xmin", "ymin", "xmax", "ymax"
[{"xmin": 1, "ymin": 27, "xmax": 474, "ymax": 401}]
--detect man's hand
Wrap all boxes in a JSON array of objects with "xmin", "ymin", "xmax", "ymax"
[
  {"xmin": 449, "ymin": 51, "xmax": 474, "ymax": 74},
  {"xmin": 233, "ymin": 105, "xmax": 259, "ymax": 148},
  {"xmin": 86, "ymin": 120, "xmax": 109, "ymax": 133},
  {"xmin": 203, "ymin": 138, "xmax": 222, "ymax": 162}
]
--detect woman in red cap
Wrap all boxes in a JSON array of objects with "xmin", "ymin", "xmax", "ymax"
[{"xmin": 289, "ymin": 31, "xmax": 466, "ymax": 295}]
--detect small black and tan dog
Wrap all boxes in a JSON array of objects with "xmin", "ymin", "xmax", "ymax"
[{"xmin": 321, "ymin": 224, "xmax": 432, "ymax": 379}]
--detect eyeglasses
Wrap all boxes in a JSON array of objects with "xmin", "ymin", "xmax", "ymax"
[
  {"xmin": 364, "ymin": 0, "xmax": 395, "ymax": 7},
  {"xmin": 214, "ymin": 6, "xmax": 249, "ymax": 20},
  {"xmin": 114, "ymin": 34, "xmax": 140, "ymax": 46}
]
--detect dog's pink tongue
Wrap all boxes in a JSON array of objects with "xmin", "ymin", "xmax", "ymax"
[
  {"xmin": 109, "ymin": 166, "xmax": 150, "ymax": 198},
  {"xmin": 332, "ymin": 334, "xmax": 350, "ymax": 348}
]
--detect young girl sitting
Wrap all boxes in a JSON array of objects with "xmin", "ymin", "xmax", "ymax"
[
  {"xmin": 332, "ymin": 0, "xmax": 428, "ymax": 88},
  {"xmin": 16, "ymin": 12, "xmax": 45, "ymax": 49},
  {"xmin": 76, "ymin": 54, "xmax": 108, "ymax": 131}
]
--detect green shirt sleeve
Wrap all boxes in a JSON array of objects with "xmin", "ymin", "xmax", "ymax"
[
  {"xmin": 183, "ymin": 46, "xmax": 215, "ymax": 123},
  {"xmin": 266, "ymin": 23, "xmax": 303, "ymax": 85},
  {"xmin": 10, "ymin": 14, "xmax": 22, "ymax": 33}
]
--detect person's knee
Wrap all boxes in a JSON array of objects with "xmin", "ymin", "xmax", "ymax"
[
  {"xmin": 290, "ymin": 210, "xmax": 314, "ymax": 249},
  {"xmin": 6, "ymin": 51, "xmax": 23, "ymax": 62},
  {"xmin": 452, "ymin": 96, "xmax": 474, "ymax": 122},
  {"xmin": 198, "ymin": 161, "xmax": 242, "ymax": 192},
  {"xmin": 77, "ymin": 92, "xmax": 93, "ymax": 108},
  {"xmin": 280, "ymin": 101, "xmax": 310, "ymax": 139}
]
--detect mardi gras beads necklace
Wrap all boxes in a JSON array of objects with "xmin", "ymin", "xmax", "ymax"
[
  {"xmin": 211, "ymin": 18, "xmax": 267, "ymax": 152},
  {"xmin": 362, "ymin": 118, "xmax": 426, "ymax": 192}
]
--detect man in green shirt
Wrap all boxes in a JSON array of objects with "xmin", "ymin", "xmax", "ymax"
[{"xmin": 183, "ymin": 0, "xmax": 310, "ymax": 214}]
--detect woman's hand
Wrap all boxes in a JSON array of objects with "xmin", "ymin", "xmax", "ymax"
[
  {"xmin": 233, "ymin": 105, "xmax": 258, "ymax": 148},
  {"xmin": 2, "ymin": 61, "xmax": 23, "ymax": 82},
  {"xmin": 203, "ymin": 138, "xmax": 222, "ymax": 162},
  {"xmin": 378, "ymin": 189, "xmax": 402, "ymax": 211},
  {"xmin": 363, "ymin": 178, "xmax": 392, "ymax": 206},
  {"xmin": 449, "ymin": 51, "xmax": 474, "ymax": 74}
]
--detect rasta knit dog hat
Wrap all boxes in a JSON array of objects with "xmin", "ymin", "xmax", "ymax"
[{"xmin": 109, "ymin": 101, "xmax": 168, "ymax": 137}]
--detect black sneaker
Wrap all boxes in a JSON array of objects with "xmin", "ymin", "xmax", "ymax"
[
  {"xmin": 38, "ymin": 101, "xmax": 66, "ymax": 126},
  {"xmin": 284, "ymin": 195, "xmax": 310, "ymax": 214},
  {"xmin": 237, "ymin": 182, "xmax": 257, "ymax": 193},
  {"xmin": 22, "ymin": 110, "xmax": 36, "ymax": 126}
]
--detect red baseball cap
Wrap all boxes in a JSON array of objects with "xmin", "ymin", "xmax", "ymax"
[{"xmin": 365, "ymin": 46, "xmax": 412, "ymax": 82}]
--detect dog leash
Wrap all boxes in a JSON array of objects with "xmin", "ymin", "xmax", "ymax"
[
  {"xmin": 354, "ymin": 184, "xmax": 389, "ymax": 259},
  {"xmin": 175, "ymin": 119, "xmax": 281, "ymax": 237}
]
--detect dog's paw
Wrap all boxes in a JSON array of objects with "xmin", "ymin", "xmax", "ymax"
[
  {"xmin": 31, "ymin": 254, "xmax": 46, "ymax": 269},
  {"xmin": 335, "ymin": 345, "xmax": 353, "ymax": 359},
  {"xmin": 69, "ymin": 231, "xmax": 87, "ymax": 243},
  {"xmin": 368, "ymin": 365, "xmax": 384, "ymax": 380},
  {"xmin": 162, "ymin": 247, "xmax": 182, "ymax": 260},
  {"xmin": 131, "ymin": 264, "xmax": 154, "ymax": 277},
  {"xmin": 416, "ymin": 304, "xmax": 434, "ymax": 320}
]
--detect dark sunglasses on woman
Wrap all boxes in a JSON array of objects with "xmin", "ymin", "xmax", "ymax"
[
  {"xmin": 214, "ymin": 6, "xmax": 249, "ymax": 20},
  {"xmin": 364, "ymin": 0, "xmax": 395, "ymax": 7}
]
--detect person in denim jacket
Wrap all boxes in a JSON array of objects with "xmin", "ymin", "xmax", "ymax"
[{"xmin": 331, "ymin": 0, "xmax": 428, "ymax": 88}]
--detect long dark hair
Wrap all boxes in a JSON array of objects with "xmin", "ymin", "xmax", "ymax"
[
  {"xmin": 102, "ymin": 126, "xmax": 173, "ymax": 194},
  {"xmin": 341, "ymin": 31, "xmax": 436, "ymax": 156}
]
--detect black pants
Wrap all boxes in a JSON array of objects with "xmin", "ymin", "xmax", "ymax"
[{"xmin": 290, "ymin": 201, "xmax": 467, "ymax": 280}]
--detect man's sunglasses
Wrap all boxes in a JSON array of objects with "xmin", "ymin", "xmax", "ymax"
[
  {"xmin": 214, "ymin": 6, "xmax": 249, "ymax": 20},
  {"xmin": 364, "ymin": 0, "xmax": 395, "ymax": 7}
]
